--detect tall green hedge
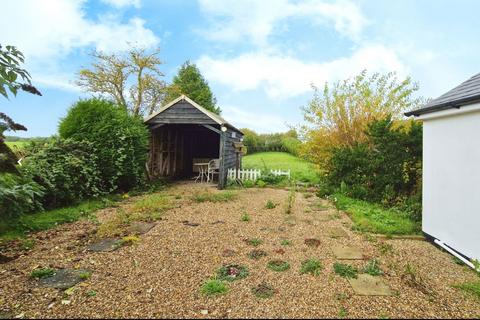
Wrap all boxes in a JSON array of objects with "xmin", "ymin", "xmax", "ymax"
[{"xmin": 59, "ymin": 98, "xmax": 149, "ymax": 192}]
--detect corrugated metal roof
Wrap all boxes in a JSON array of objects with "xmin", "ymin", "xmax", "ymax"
[{"xmin": 405, "ymin": 73, "xmax": 480, "ymax": 116}]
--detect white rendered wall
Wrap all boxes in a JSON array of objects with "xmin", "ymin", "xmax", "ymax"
[{"xmin": 421, "ymin": 103, "xmax": 480, "ymax": 260}]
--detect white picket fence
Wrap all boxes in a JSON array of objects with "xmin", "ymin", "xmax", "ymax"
[{"xmin": 227, "ymin": 168, "xmax": 291, "ymax": 181}]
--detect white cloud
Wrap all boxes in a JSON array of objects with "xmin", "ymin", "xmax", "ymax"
[
  {"xmin": 101, "ymin": 0, "xmax": 141, "ymax": 8},
  {"xmin": 198, "ymin": 0, "xmax": 367, "ymax": 46},
  {"xmin": 0, "ymin": 0, "xmax": 158, "ymax": 60},
  {"xmin": 197, "ymin": 45, "xmax": 408, "ymax": 99},
  {"xmin": 0, "ymin": 0, "xmax": 159, "ymax": 92},
  {"xmin": 222, "ymin": 105, "xmax": 287, "ymax": 133}
]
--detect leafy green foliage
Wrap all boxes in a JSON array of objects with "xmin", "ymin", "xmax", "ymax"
[
  {"xmin": 326, "ymin": 118, "xmax": 422, "ymax": 221},
  {"xmin": 165, "ymin": 61, "xmax": 220, "ymax": 114},
  {"xmin": 200, "ymin": 279, "xmax": 228, "ymax": 296},
  {"xmin": 333, "ymin": 193, "xmax": 420, "ymax": 235},
  {"xmin": 59, "ymin": 98, "xmax": 148, "ymax": 192},
  {"xmin": 241, "ymin": 128, "xmax": 301, "ymax": 156},
  {"xmin": 30, "ymin": 268, "xmax": 55, "ymax": 279},
  {"xmin": 0, "ymin": 173, "xmax": 44, "ymax": 218},
  {"xmin": 267, "ymin": 260, "xmax": 290, "ymax": 272},
  {"xmin": 216, "ymin": 264, "xmax": 249, "ymax": 282},
  {"xmin": 256, "ymin": 180, "xmax": 266, "ymax": 188},
  {"xmin": 280, "ymin": 239, "xmax": 291, "ymax": 246},
  {"xmin": 22, "ymin": 139, "xmax": 103, "ymax": 207},
  {"xmin": 300, "ymin": 258, "xmax": 323, "ymax": 276},
  {"xmin": 333, "ymin": 263, "xmax": 358, "ymax": 278},
  {"xmin": 243, "ymin": 180, "xmax": 254, "ymax": 188}
]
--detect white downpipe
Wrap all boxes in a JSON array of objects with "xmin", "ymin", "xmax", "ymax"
[{"xmin": 434, "ymin": 239, "xmax": 476, "ymax": 270}]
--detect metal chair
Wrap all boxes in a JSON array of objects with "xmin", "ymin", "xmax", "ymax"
[{"xmin": 207, "ymin": 159, "xmax": 220, "ymax": 182}]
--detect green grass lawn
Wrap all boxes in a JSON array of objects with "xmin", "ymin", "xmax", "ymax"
[
  {"xmin": 242, "ymin": 152, "xmax": 320, "ymax": 184},
  {"xmin": 0, "ymin": 197, "xmax": 120, "ymax": 244},
  {"xmin": 333, "ymin": 193, "xmax": 421, "ymax": 235},
  {"xmin": 5, "ymin": 141, "xmax": 28, "ymax": 149}
]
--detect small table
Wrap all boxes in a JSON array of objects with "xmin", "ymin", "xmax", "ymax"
[{"xmin": 193, "ymin": 162, "xmax": 209, "ymax": 183}]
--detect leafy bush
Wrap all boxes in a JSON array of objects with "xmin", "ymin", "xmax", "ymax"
[
  {"xmin": 243, "ymin": 180, "xmax": 254, "ymax": 188},
  {"xmin": 256, "ymin": 180, "xmax": 266, "ymax": 188},
  {"xmin": 22, "ymin": 139, "xmax": 103, "ymax": 207},
  {"xmin": 59, "ymin": 98, "xmax": 148, "ymax": 192},
  {"xmin": 325, "ymin": 117, "xmax": 422, "ymax": 220},
  {"xmin": 0, "ymin": 173, "xmax": 44, "ymax": 218}
]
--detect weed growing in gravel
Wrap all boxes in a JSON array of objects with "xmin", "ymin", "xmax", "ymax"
[
  {"xmin": 452, "ymin": 256, "xmax": 464, "ymax": 266},
  {"xmin": 402, "ymin": 263, "xmax": 431, "ymax": 295},
  {"xmin": 280, "ymin": 239, "xmax": 291, "ymax": 246},
  {"xmin": 217, "ymin": 264, "xmax": 249, "ymax": 282},
  {"xmin": 119, "ymin": 235, "xmax": 140, "ymax": 246},
  {"xmin": 333, "ymin": 263, "xmax": 358, "ymax": 279},
  {"xmin": 30, "ymin": 268, "xmax": 55, "ymax": 279},
  {"xmin": 378, "ymin": 242, "xmax": 394, "ymax": 255},
  {"xmin": 87, "ymin": 290, "xmax": 97, "ymax": 297},
  {"xmin": 246, "ymin": 238, "xmax": 263, "ymax": 247},
  {"xmin": 265, "ymin": 200, "xmax": 277, "ymax": 209},
  {"xmin": 267, "ymin": 260, "xmax": 290, "ymax": 272},
  {"xmin": 20, "ymin": 238, "xmax": 35, "ymax": 251},
  {"xmin": 79, "ymin": 271, "xmax": 92, "ymax": 280},
  {"xmin": 362, "ymin": 259, "xmax": 383, "ymax": 276},
  {"xmin": 241, "ymin": 212, "xmax": 251, "ymax": 222},
  {"xmin": 335, "ymin": 293, "xmax": 349, "ymax": 301},
  {"xmin": 248, "ymin": 249, "xmax": 267, "ymax": 260},
  {"xmin": 304, "ymin": 238, "xmax": 320, "ymax": 247},
  {"xmin": 303, "ymin": 193, "xmax": 313, "ymax": 199},
  {"xmin": 338, "ymin": 307, "xmax": 348, "ymax": 319},
  {"xmin": 252, "ymin": 282, "xmax": 275, "ymax": 299},
  {"xmin": 284, "ymin": 185, "xmax": 296, "ymax": 214},
  {"xmin": 193, "ymin": 191, "xmax": 236, "ymax": 203},
  {"xmin": 453, "ymin": 282, "xmax": 480, "ymax": 300},
  {"xmin": 200, "ymin": 279, "xmax": 228, "ymax": 296},
  {"xmin": 300, "ymin": 259, "xmax": 323, "ymax": 276}
]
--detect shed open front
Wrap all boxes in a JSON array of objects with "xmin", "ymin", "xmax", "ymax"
[{"xmin": 148, "ymin": 124, "xmax": 220, "ymax": 179}]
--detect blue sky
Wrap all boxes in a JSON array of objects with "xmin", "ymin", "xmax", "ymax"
[{"xmin": 1, "ymin": 0, "xmax": 480, "ymax": 137}]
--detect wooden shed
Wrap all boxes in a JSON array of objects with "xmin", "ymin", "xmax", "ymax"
[{"xmin": 144, "ymin": 95, "xmax": 244, "ymax": 189}]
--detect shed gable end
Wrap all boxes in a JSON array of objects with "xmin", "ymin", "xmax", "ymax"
[{"xmin": 147, "ymin": 101, "xmax": 217, "ymax": 125}]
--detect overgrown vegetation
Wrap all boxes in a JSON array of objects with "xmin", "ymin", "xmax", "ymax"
[
  {"xmin": 241, "ymin": 129, "xmax": 301, "ymax": 156},
  {"xmin": 301, "ymin": 71, "xmax": 423, "ymax": 229},
  {"xmin": 333, "ymin": 194, "xmax": 420, "ymax": 235}
]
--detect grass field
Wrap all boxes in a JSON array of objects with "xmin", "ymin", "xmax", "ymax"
[
  {"xmin": 333, "ymin": 193, "xmax": 421, "ymax": 235},
  {"xmin": 242, "ymin": 152, "xmax": 320, "ymax": 184},
  {"xmin": 5, "ymin": 141, "xmax": 28, "ymax": 149}
]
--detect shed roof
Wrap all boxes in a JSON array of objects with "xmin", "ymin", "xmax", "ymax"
[
  {"xmin": 405, "ymin": 72, "xmax": 480, "ymax": 117},
  {"xmin": 144, "ymin": 95, "xmax": 243, "ymax": 134}
]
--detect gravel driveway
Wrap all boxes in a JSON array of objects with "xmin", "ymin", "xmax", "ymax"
[{"xmin": 0, "ymin": 183, "xmax": 478, "ymax": 318}]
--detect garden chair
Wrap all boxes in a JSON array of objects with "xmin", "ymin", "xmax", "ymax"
[{"xmin": 207, "ymin": 159, "xmax": 220, "ymax": 182}]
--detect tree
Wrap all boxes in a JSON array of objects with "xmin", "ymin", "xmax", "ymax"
[
  {"xmin": 76, "ymin": 47, "xmax": 166, "ymax": 116},
  {"xmin": 0, "ymin": 44, "xmax": 42, "ymax": 173},
  {"xmin": 165, "ymin": 61, "xmax": 220, "ymax": 114},
  {"xmin": 300, "ymin": 70, "xmax": 423, "ymax": 166}
]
